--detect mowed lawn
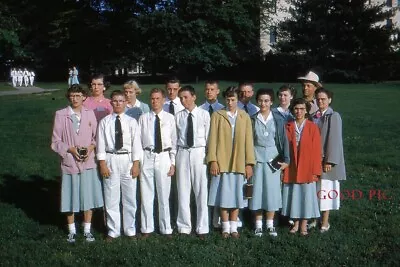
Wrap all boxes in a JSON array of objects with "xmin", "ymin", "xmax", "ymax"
[{"xmin": 0, "ymin": 81, "xmax": 399, "ymax": 266}]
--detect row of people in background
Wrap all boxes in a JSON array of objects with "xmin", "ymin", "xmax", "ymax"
[
  {"xmin": 68, "ymin": 66, "xmax": 79, "ymax": 86},
  {"xmin": 10, "ymin": 68, "xmax": 35, "ymax": 87},
  {"xmin": 52, "ymin": 71, "xmax": 346, "ymax": 242}
]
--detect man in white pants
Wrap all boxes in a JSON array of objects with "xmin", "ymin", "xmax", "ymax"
[
  {"xmin": 138, "ymin": 88, "xmax": 177, "ymax": 238},
  {"xmin": 23, "ymin": 68, "xmax": 30, "ymax": 87},
  {"xmin": 97, "ymin": 90, "xmax": 141, "ymax": 241},
  {"xmin": 175, "ymin": 85, "xmax": 210, "ymax": 238},
  {"xmin": 17, "ymin": 69, "xmax": 23, "ymax": 87},
  {"xmin": 30, "ymin": 70, "xmax": 35, "ymax": 86},
  {"xmin": 11, "ymin": 68, "xmax": 17, "ymax": 87},
  {"xmin": 199, "ymin": 80, "xmax": 224, "ymax": 229}
]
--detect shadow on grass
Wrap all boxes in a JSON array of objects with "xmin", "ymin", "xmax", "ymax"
[
  {"xmin": 0, "ymin": 174, "xmax": 106, "ymax": 233},
  {"xmin": 0, "ymin": 174, "xmax": 62, "ymax": 227}
]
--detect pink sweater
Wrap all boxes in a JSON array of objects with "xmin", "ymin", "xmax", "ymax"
[{"xmin": 51, "ymin": 107, "xmax": 98, "ymax": 174}]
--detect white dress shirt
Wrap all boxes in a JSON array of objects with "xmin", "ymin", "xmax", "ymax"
[
  {"xmin": 175, "ymin": 106, "xmax": 210, "ymax": 148},
  {"xmin": 138, "ymin": 110, "xmax": 177, "ymax": 165},
  {"xmin": 199, "ymin": 100, "xmax": 224, "ymax": 112},
  {"xmin": 238, "ymin": 101, "xmax": 260, "ymax": 117},
  {"xmin": 97, "ymin": 113, "xmax": 141, "ymax": 161},
  {"xmin": 162, "ymin": 97, "xmax": 185, "ymax": 114}
]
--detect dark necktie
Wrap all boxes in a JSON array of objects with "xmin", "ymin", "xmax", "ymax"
[
  {"xmin": 187, "ymin": 113, "xmax": 194, "ymax": 147},
  {"xmin": 244, "ymin": 104, "xmax": 249, "ymax": 114},
  {"xmin": 169, "ymin": 101, "xmax": 175, "ymax": 115},
  {"xmin": 208, "ymin": 104, "xmax": 214, "ymax": 116},
  {"xmin": 154, "ymin": 114, "xmax": 162, "ymax": 153},
  {"xmin": 115, "ymin": 115, "xmax": 123, "ymax": 150}
]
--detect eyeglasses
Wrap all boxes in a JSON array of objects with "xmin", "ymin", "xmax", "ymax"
[
  {"xmin": 111, "ymin": 100, "xmax": 126, "ymax": 104},
  {"xmin": 69, "ymin": 94, "xmax": 84, "ymax": 98}
]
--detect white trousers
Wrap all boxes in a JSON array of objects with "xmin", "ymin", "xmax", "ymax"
[
  {"xmin": 103, "ymin": 153, "xmax": 137, "ymax": 237},
  {"xmin": 140, "ymin": 150, "xmax": 172, "ymax": 234},
  {"xmin": 17, "ymin": 77, "xmax": 22, "ymax": 86},
  {"xmin": 176, "ymin": 147, "xmax": 209, "ymax": 234},
  {"xmin": 24, "ymin": 76, "xmax": 29, "ymax": 86},
  {"xmin": 12, "ymin": 77, "xmax": 17, "ymax": 87},
  {"xmin": 29, "ymin": 76, "xmax": 34, "ymax": 86}
]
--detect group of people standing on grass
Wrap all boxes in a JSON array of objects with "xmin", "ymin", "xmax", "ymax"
[
  {"xmin": 67, "ymin": 66, "xmax": 80, "ymax": 87},
  {"xmin": 10, "ymin": 68, "xmax": 35, "ymax": 87},
  {"xmin": 51, "ymin": 70, "xmax": 346, "ymax": 243}
]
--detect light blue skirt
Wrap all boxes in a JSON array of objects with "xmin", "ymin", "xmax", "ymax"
[
  {"xmin": 281, "ymin": 183, "xmax": 320, "ymax": 219},
  {"xmin": 208, "ymin": 172, "xmax": 245, "ymax": 209},
  {"xmin": 61, "ymin": 168, "xmax": 104, "ymax": 212},
  {"xmin": 249, "ymin": 162, "xmax": 282, "ymax": 211}
]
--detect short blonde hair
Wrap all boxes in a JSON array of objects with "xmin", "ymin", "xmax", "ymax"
[{"xmin": 123, "ymin": 80, "xmax": 142, "ymax": 95}]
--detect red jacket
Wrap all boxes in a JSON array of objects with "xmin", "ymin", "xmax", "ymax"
[{"xmin": 283, "ymin": 120, "xmax": 322, "ymax": 184}]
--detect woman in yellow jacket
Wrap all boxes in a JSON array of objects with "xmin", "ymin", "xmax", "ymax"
[{"xmin": 207, "ymin": 86, "xmax": 255, "ymax": 238}]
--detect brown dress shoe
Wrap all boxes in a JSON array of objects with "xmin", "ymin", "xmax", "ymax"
[
  {"xmin": 231, "ymin": 232, "xmax": 240, "ymax": 239},
  {"xmin": 164, "ymin": 234, "xmax": 173, "ymax": 239},
  {"xmin": 197, "ymin": 234, "xmax": 207, "ymax": 240},
  {"xmin": 140, "ymin": 233, "xmax": 151, "ymax": 239},
  {"xmin": 105, "ymin": 235, "xmax": 115, "ymax": 242}
]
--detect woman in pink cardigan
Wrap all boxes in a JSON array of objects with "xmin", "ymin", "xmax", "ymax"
[{"xmin": 51, "ymin": 85, "xmax": 104, "ymax": 243}]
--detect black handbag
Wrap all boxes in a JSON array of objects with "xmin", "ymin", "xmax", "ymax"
[{"xmin": 243, "ymin": 179, "xmax": 253, "ymax": 199}]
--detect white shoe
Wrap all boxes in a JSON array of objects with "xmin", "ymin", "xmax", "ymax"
[
  {"xmin": 320, "ymin": 224, "xmax": 330, "ymax": 233},
  {"xmin": 84, "ymin": 232, "xmax": 95, "ymax": 242},
  {"xmin": 307, "ymin": 220, "xmax": 318, "ymax": 230},
  {"xmin": 67, "ymin": 233, "xmax": 76, "ymax": 243},
  {"xmin": 266, "ymin": 227, "xmax": 278, "ymax": 237},
  {"xmin": 254, "ymin": 228, "xmax": 263, "ymax": 237}
]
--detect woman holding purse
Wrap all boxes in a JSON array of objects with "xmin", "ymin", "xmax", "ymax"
[
  {"xmin": 249, "ymin": 88, "xmax": 290, "ymax": 237},
  {"xmin": 207, "ymin": 86, "xmax": 255, "ymax": 238}
]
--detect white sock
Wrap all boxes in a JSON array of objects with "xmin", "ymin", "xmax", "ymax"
[
  {"xmin": 230, "ymin": 221, "xmax": 238, "ymax": 233},
  {"xmin": 255, "ymin": 219, "xmax": 263, "ymax": 229},
  {"xmin": 266, "ymin": 219, "xmax": 274, "ymax": 228},
  {"xmin": 222, "ymin": 221, "xmax": 230, "ymax": 234},
  {"xmin": 83, "ymin": 223, "xmax": 91, "ymax": 234},
  {"xmin": 68, "ymin": 223, "xmax": 76, "ymax": 234}
]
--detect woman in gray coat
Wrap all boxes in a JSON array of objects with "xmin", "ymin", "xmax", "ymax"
[{"xmin": 312, "ymin": 88, "xmax": 346, "ymax": 233}]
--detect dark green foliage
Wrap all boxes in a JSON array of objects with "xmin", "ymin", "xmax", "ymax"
[{"xmin": 278, "ymin": 0, "xmax": 399, "ymax": 81}]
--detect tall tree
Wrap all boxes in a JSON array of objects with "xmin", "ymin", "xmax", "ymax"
[
  {"xmin": 0, "ymin": 2, "xmax": 25, "ymax": 61},
  {"xmin": 277, "ymin": 0, "xmax": 398, "ymax": 81}
]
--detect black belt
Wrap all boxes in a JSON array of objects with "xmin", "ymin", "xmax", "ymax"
[
  {"xmin": 106, "ymin": 151, "xmax": 130, "ymax": 155},
  {"xmin": 144, "ymin": 147, "xmax": 171, "ymax": 153}
]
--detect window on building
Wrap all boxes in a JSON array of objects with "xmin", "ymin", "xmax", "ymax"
[
  {"xmin": 387, "ymin": 18, "xmax": 393, "ymax": 29},
  {"xmin": 270, "ymin": 27, "xmax": 277, "ymax": 44}
]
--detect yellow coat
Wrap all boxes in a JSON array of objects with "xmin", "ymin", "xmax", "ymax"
[{"xmin": 206, "ymin": 109, "xmax": 255, "ymax": 174}]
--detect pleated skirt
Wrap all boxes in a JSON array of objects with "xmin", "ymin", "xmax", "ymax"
[
  {"xmin": 281, "ymin": 183, "xmax": 320, "ymax": 219},
  {"xmin": 208, "ymin": 172, "xmax": 245, "ymax": 209},
  {"xmin": 61, "ymin": 168, "xmax": 104, "ymax": 212},
  {"xmin": 249, "ymin": 162, "xmax": 282, "ymax": 211}
]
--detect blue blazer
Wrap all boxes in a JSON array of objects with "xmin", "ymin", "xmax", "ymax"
[{"xmin": 251, "ymin": 111, "xmax": 290, "ymax": 164}]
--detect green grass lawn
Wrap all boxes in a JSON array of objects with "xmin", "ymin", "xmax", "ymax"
[
  {"xmin": 0, "ymin": 81, "xmax": 399, "ymax": 266},
  {"xmin": 0, "ymin": 82, "xmax": 17, "ymax": 91}
]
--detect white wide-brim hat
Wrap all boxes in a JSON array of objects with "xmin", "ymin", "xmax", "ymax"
[{"xmin": 297, "ymin": 71, "xmax": 322, "ymax": 87}]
